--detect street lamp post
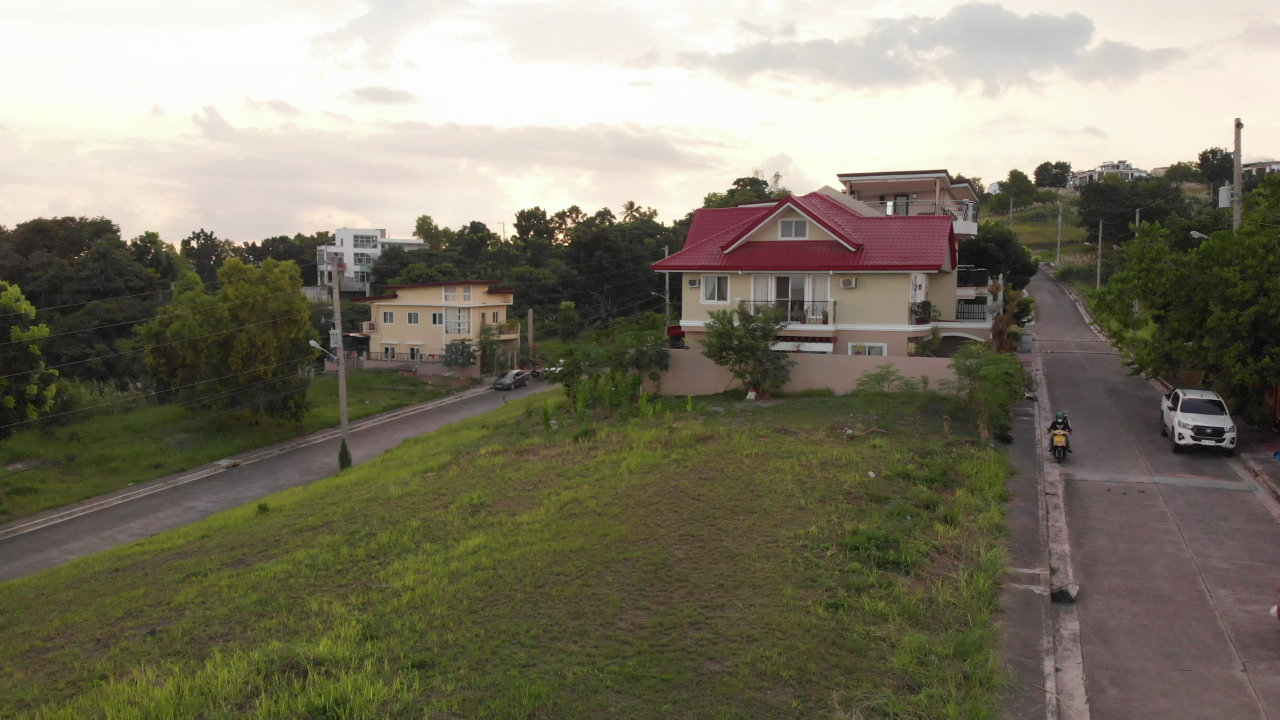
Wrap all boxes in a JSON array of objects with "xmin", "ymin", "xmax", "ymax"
[{"xmin": 329, "ymin": 264, "xmax": 350, "ymax": 451}]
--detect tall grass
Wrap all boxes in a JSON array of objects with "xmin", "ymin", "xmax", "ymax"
[{"xmin": 2, "ymin": 393, "xmax": 1013, "ymax": 719}]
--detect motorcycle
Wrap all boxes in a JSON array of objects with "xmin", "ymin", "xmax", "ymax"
[{"xmin": 1050, "ymin": 429, "xmax": 1070, "ymax": 463}]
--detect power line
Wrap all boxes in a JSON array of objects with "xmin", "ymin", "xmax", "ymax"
[
  {"xmin": 0, "ymin": 383, "xmax": 313, "ymax": 482},
  {"xmin": 0, "ymin": 311, "xmax": 313, "ymax": 381},
  {"xmin": 0, "ymin": 353, "xmax": 318, "ymax": 432},
  {"xmin": 0, "ymin": 259, "xmax": 322, "ymax": 320},
  {"xmin": 0, "ymin": 285, "xmax": 319, "ymax": 348}
]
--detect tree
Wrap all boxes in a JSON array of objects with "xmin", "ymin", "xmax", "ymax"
[
  {"xmin": 442, "ymin": 339, "xmax": 475, "ymax": 369},
  {"xmin": 4, "ymin": 216, "xmax": 119, "ymax": 260},
  {"xmin": 0, "ymin": 282, "xmax": 58, "ymax": 444},
  {"xmin": 620, "ymin": 201, "xmax": 641, "ymax": 222},
  {"xmin": 392, "ymin": 262, "xmax": 460, "ymax": 285},
  {"xmin": 946, "ymin": 342, "xmax": 1033, "ymax": 440},
  {"xmin": 556, "ymin": 301, "xmax": 580, "ymax": 341},
  {"xmin": 958, "ymin": 221, "xmax": 1038, "ymax": 290},
  {"xmin": 1034, "ymin": 161, "xmax": 1072, "ymax": 188},
  {"xmin": 413, "ymin": 215, "xmax": 454, "ymax": 251},
  {"xmin": 1076, "ymin": 175, "xmax": 1190, "ymax": 244},
  {"xmin": 1197, "ymin": 147, "xmax": 1234, "ymax": 193},
  {"xmin": 128, "ymin": 232, "xmax": 181, "ymax": 284},
  {"xmin": 550, "ymin": 206, "xmax": 587, "ymax": 243},
  {"xmin": 702, "ymin": 173, "xmax": 790, "ymax": 209},
  {"xmin": 180, "ymin": 229, "xmax": 239, "ymax": 284},
  {"xmin": 1092, "ymin": 174, "xmax": 1280, "ymax": 419},
  {"xmin": 1163, "ymin": 162, "xmax": 1204, "ymax": 184},
  {"xmin": 952, "ymin": 174, "xmax": 986, "ymax": 200},
  {"xmin": 700, "ymin": 304, "xmax": 795, "ymax": 396},
  {"xmin": 140, "ymin": 259, "xmax": 317, "ymax": 424}
]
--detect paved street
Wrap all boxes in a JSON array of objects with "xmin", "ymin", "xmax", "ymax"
[
  {"xmin": 1031, "ymin": 273, "xmax": 1280, "ymax": 719},
  {"xmin": 0, "ymin": 381, "xmax": 554, "ymax": 580}
]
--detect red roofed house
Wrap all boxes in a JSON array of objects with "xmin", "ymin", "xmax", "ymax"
[{"xmin": 651, "ymin": 185, "xmax": 999, "ymax": 358}]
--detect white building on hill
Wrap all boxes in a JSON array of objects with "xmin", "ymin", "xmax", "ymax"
[
  {"xmin": 316, "ymin": 228, "xmax": 423, "ymax": 294},
  {"xmin": 1070, "ymin": 160, "xmax": 1149, "ymax": 188}
]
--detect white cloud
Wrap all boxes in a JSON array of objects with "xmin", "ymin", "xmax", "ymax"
[
  {"xmin": 682, "ymin": 2, "xmax": 1184, "ymax": 94},
  {"xmin": 191, "ymin": 107, "xmax": 237, "ymax": 142},
  {"xmin": 246, "ymin": 97, "xmax": 304, "ymax": 117},
  {"xmin": 341, "ymin": 86, "xmax": 420, "ymax": 105},
  {"xmin": 313, "ymin": 0, "xmax": 466, "ymax": 69}
]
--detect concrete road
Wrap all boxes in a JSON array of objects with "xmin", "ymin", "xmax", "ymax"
[
  {"xmin": 1031, "ymin": 273, "xmax": 1280, "ymax": 719},
  {"xmin": 0, "ymin": 381, "xmax": 554, "ymax": 580}
]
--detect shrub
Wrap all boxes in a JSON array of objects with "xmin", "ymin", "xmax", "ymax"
[{"xmin": 944, "ymin": 343, "xmax": 1033, "ymax": 440}]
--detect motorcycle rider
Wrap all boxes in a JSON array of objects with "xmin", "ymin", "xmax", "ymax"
[{"xmin": 1048, "ymin": 411, "xmax": 1073, "ymax": 453}]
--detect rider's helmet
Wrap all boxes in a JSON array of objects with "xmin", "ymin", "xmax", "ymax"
[{"xmin": 1055, "ymin": 412, "xmax": 1065, "ymax": 422}]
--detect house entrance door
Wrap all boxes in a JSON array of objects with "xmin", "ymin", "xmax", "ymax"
[{"xmin": 775, "ymin": 276, "xmax": 805, "ymax": 322}]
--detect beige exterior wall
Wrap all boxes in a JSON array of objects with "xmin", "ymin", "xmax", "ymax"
[
  {"xmin": 928, "ymin": 271, "xmax": 958, "ymax": 321},
  {"xmin": 646, "ymin": 347, "xmax": 955, "ymax": 396},
  {"xmin": 363, "ymin": 284, "xmax": 514, "ymax": 359},
  {"xmin": 680, "ymin": 271, "xmax": 914, "ymax": 326},
  {"xmin": 740, "ymin": 208, "xmax": 836, "ymax": 243}
]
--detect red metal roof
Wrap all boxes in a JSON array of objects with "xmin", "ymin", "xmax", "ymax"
[{"xmin": 652, "ymin": 191, "xmax": 956, "ymax": 272}]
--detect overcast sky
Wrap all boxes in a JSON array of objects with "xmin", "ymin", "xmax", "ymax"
[{"xmin": 1, "ymin": 0, "xmax": 1277, "ymax": 242}]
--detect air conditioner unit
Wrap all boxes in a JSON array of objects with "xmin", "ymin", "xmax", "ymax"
[
  {"xmin": 839, "ymin": 277, "xmax": 857, "ymax": 289},
  {"xmin": 687, "ymin": 278, "xmax": 701, "ymax": 288}
]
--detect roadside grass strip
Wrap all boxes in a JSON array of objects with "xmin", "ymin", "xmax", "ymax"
[
  {"xmin": 0, "ymin": 371, "xmax": 467, "ymax": 521},
  {"xmin": 0, "ymin": 393, "xmax": 1013, "ymax": 719}
]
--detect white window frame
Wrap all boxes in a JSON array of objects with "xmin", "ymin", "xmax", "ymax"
[
  {"xmin": 353, "ymin": 234, "xmax": 378, "ymax": 248},
  {"xmin": 492, "ymin": 311, "xmax": 499, "ymax": 323},
  {"xmin": 848, "ymin": 342, "xmax": 888, "ymax": 357},
  {"xmin": 463, "ymin": 286, "xmax": 472, "ymax": 301},
  {"xmin": 443, "ymin": 286, "xmax": 458, "ymax": 302},
  {"xmin": 445, "ymin": 307, "xmax": 471, "ymax": 335},
  {"xmin": 407, "ymin": 312, "xmax": 419, "ymax": 325},
  {"xmin": 701, "ymin": 274, "xmax": 729, "ymax": 304},
  {"xmin": 431, "ymin": 312, "xmax": 444, "ymax": 326},
  {"xmin": 382, "ymin": 311, "xmax": 394, "ymax": 324},
  {"xmin": 409, "ymin": 347, "xmax": 420, "ymax": 360},
  {"xmin": 779, "ymin": 219, "xmax": 809, "ymax": 239},
  {"xmin": 382, "ymin": 345, "xmax": 396, "ymax": 359}
]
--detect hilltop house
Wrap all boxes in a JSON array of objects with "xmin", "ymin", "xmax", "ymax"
[
  {"xmin": 316, "ymin": 228, "xmax": 424, "ymax": 294},
  {"xmin": 652, "ymin": 186, "xmax": 999, "ymax": 358},
  {"xmin": 1070, "ymin": 161, "xmax": 1149, "ymax": 188},
  {"xmin": 352, "ymin": 281, "xmax": 521, "ymax": 371}
]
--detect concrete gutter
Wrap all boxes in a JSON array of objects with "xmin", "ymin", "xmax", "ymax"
[{"xmin": 0, "ymin": 385, "xmax": 492, "ymax": 542}]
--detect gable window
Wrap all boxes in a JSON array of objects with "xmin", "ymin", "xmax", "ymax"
[
  {"xmin": 407, "ymin": 312, "xmax": 419, "ymax": 325},
  {"xmin": 780, "ymin": 219, "xmax": 808, "ymax": 239},
  {"xmin": 443, "ymin": 286, "xmax": 457, "ymax": 302},
  {"xmin": 702, "ymin": 275, "xmax": 729, "ymax": 303},
  {"xmin": 431, "ymin": 312, "xmax": 444, "ymax": 326},
  {"xmin": 382, "ymin": 311, "xmax": 394, "ymax": 324}
]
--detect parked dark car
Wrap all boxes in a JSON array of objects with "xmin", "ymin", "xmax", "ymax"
[{"xmin": 492, "ymin": 370, "xmax": 529, "ymax": 390}]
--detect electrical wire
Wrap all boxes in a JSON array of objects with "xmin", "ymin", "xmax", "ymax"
[
  {"xmin": 0, "ymin": 382, "xmax": 314, "ymax": 482},
  {"xmin": 0, "ymin": 260, "xmax": 322, "ymax": 320},
  {"xmin": 0, "ymin": 353, "xmax": 319, "ymax": 432},
  {"xmin": 0, "ymin": 285, "xmax": 321, "ymax": 348},
  {"xmin": 0, "ymin": 311, "xmax": 313, "ymax": 381}
]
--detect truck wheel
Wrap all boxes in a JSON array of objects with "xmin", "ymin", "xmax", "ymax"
[
  {"xmin": 1160, "ymin": 414, "xmax": 1168, "ymax": 437},
  {"xmin": 1171, "ymin": 436, "xmax": 1181, "ymax": 454}
]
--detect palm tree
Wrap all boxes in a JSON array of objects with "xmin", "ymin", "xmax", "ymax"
[{"xmin": 620, "ymin": 200, "xmax": 640, "ymax": 222}]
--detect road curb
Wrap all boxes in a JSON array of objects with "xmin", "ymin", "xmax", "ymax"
[
  {"xmin": 0, "ymin": 385, "xmax": 494, "ymax": 542},
  {"xmin": 1241, "ymin": 455, "xmax": 1280, "ymax": 505},
  {"xmin": 1030, "ymin": 341, "xmax": 1093, "ymax": 720}
]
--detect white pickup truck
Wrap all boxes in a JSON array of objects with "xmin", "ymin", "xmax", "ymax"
[{"xmin": 1159, "ymin": 388, "xmax": 1237, "ymax": 456}]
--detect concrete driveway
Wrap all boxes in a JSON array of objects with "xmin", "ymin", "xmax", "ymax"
[
  {"xmin": 1031, "ymin": 273, "xmax": 1280, "ymax": 719},
  {"xmin": 0, "ymin": 381, "xmax": 555, "ymax": 580}
]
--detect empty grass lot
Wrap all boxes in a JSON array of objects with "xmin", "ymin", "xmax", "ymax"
[
  {"xmin": 0, "ymin": 370, "xmax": 469, "ymax": 521},
  {"xmin": 0, "ymin": 391, "xmax": 1012, "ymax": 719}
]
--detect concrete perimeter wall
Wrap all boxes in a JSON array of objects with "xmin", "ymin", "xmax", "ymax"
[{"xmin": 648, "ymin": 348, "xmax": 955, "ymax": 396}]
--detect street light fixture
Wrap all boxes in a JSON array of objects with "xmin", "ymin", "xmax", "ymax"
[
  {"xmin": 1190, "ymin": 231, "xmax": 1209, "ymax": 240},
  {"xmin": 309, "ymin": 339, "xmax": 336, "ymax": 361}
]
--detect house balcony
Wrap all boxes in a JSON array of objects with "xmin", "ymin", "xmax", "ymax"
[
  {"xmin": 738, "ymin": 300, "xmax": 835, "ymax": 329},
  {"xmin": 953, "ymin": 301, "xmax": 991, "ymax": 322},
  {"xmin": 955, "ymin": 266, "xmax": 990, "ymax": 300},
  {"xmin": 362, "ymin": 321, "xmax": 378, "ymax": 334},
  {"xmin": 859, "ymin": 200, "xmax": 979, "ymax": 236}
]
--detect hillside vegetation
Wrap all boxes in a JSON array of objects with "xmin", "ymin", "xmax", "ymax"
[
  {"xmin": 0, "ymin": 370, "xmax": 468, "ymax": 521},
  {"xmin": 0, "ymin": 391, "xmax": 1012, "ymax": 719}
]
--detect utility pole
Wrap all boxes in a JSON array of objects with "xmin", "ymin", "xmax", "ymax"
[
  {"xmin": 330, "ymin": 260, "xmax": 350, "ymax": 449},
  {"xmin": 662, "ymin": 245, "xmax": 670, "ymax": 329},
  {"xmin": 1096, "ymin": 221, "xmax": 1103, "ymax": 290},
  {"xmin": 1135, "ymin": 207, "xmax": 1141, "ymax": 227},
  {"xmin": 526, "ymin": 307, "xmax": 534, "ymax": 368},
  {"xmin": 1008, "ymin": 195, "xmax": 1014, "ymax": 229},
  {"xmin": 1055, "ymin": 203, "xmax": 1062, "ymax": 266},
  {"xmin": 1233, "ymin": 117, "xmax": 1244, "ymax": 231}
]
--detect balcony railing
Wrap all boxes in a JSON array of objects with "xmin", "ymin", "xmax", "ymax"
[
  {"xmin": 859, "ymin": 200, "xmax": 977, "ymax": 223},
  {"xmin": 955, "ymin": 302, "xmax": 989, "ymax": 321},
  {"xmin": 738, "ymin": 300, "xmax": 833, "ymax": 325},
  {"xmin": 956, "ymin": 266, "xmax": 990, "ymax": 288}
]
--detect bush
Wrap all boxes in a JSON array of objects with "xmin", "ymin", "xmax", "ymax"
[{"xmin": 944, "ymin": 343, "xmax": 1033, "ymax": 440}]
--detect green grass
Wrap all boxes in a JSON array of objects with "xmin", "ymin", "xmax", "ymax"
[
  {"xmin": 0, "ymin": 371, "xmax": 471, "ymax": 521},
  {"xmin": 0, "ymin": 392, "xmax": 1013, "ymax": 719},
  {"xmin": 1012, "ymin": 215, "xmax": 1089, "ymax": 262}
]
